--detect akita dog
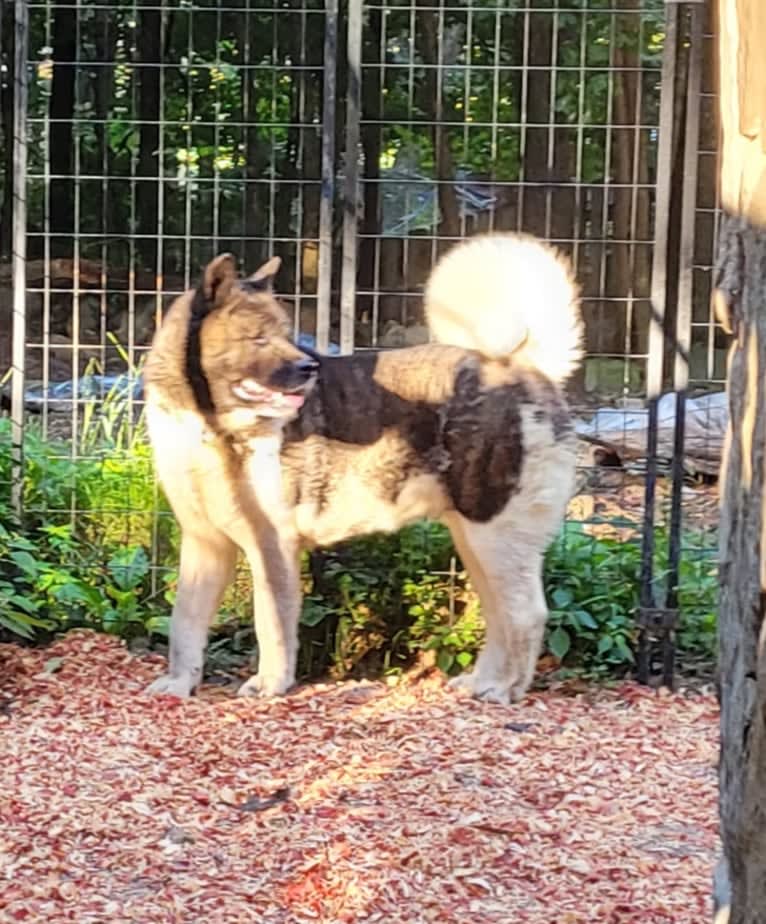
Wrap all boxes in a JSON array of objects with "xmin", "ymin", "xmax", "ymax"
[{"xmin": 143, "ymin": 233, "xmax": 583, "ymax": 704}]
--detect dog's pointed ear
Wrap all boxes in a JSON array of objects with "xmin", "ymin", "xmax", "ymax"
[
  {"xmin": 247, "ymin": 256, "xmax": 282, "ymax": 292},
  {"xmin": 202, "ymin": 253, "xmax": 238, "ymax": 306}
]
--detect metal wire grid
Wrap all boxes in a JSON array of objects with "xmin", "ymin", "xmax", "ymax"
[
  {"xmin": 23, "ymin": 0, "xmax": 329, "ymax": 373},
  {"xmin": 690, "ymin": 4, "xmax": 722, "ymax": 391},
  {"xmin": 7, "ymin": 0, "xmax": 711, "ymax": 435},
  {"xmin": 351, "ymin": 0, "xmax": 663, "ymax": 403},
  {"xmin": 344, "ymin": 0, "xmax": 669, "ymax": 608},
  {"xmin": 15, "ymin": 0, "xmax": 329, "ymax": 468},
  {"xmin": 670, "ymin": 2, "xmax": 721, "ymax": 665}
]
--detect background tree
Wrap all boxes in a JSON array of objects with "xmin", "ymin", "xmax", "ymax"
[
  {"xmin": 48, "ymin": 0, "xmax": 77, "ymax": 257},
  {"xmin": 715, "ymin": 0, "xmax": 766, "ymax": 920},
  {"xmin": 135, "ymin": 0, "xmax": 164, "ymax": 269}
]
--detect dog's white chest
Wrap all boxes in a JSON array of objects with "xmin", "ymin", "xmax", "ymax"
[{"xmin": 242, "ymin": 433, "xmax": 294, "ymax": 527}]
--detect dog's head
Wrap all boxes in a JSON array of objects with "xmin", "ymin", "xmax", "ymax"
[{"xmin": 186, "ymin": 253, "xmax": 319, "ymax": 423}]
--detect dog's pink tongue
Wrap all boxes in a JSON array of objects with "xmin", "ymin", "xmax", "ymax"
[{"xmin": 284, "ymin": 393, "xmax": 305, "ymax": 409}]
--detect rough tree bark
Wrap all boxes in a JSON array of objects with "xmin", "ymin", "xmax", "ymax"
[
  {"xmin": 49, "ymin": 0, "xmax": 77, "ymax": 256},
  {"xmin": 714, "ymin": 1, "xmax": 766, "ymax": 922},
  {"xmin": 136, "ymin": 0, "xmax": 163, "ymax": 270},
  {"xmin": 415, "ymin": 1, "xmax": 460, "ymax": 240},
  {"xmin": 0, "ymin": 0, "xmax": 15, "ymax": 260}
]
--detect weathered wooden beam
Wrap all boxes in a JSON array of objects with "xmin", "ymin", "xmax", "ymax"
[{"xmin": 715, "ymin": 0, "xmax": 766, "ymax": 921}]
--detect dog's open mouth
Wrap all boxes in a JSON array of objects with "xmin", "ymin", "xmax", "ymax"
[{"xmin": 231, "ymin": 378, "xmax": 306, "ymax": 410}]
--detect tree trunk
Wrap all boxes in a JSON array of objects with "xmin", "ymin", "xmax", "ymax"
[
  {"xmin": 717, "ymin": 217, "xmax": 766, "ymax": 924},
  {"xmin": 136, "ymin": 0, "xmax": 163, "ymax": 270},
  {"xmin": 0, "ymin": 0, "xmax": 15, "ymax": 260},
  {"xmin": 715, "ymin": 1, "xmax": 766, "ymax": 921},
  {"xmin": 415, "ymin": 1, "xmax": 460, "ymax": 241},
  {"xmin": 49, "ymin": 1, "xmax": 77, "ymax": 257}
]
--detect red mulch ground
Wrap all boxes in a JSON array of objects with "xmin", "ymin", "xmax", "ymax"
[{"xmin": 0, "ymin": 631, "xmax": 720, "ymax": 923}]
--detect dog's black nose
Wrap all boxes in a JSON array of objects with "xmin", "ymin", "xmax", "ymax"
[{"xmin": 296, "ymin": 356, "xmax": 319, "ymax": 374}]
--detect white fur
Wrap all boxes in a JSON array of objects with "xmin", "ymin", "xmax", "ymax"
[
  {"xmin": 445, "ymin": 405, "xmax": 576, "ymax": 703},
  {"xmin": 424, "ymin": 232, "xmax": 583, "ymax": 384},
  {"xmin": 236, "ymin": 434, "xmax": 302, "ymax": 698},
  {"xmin": 145, "ymin": 405, "xmax": 302, "ymax": 699}
]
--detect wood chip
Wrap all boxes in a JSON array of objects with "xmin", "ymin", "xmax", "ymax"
[{"xmin": 0, "ymin": 630, "xmax": 719, "ymax": 922}]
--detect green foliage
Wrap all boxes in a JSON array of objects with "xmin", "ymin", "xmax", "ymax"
[
  {"xmin": 2, "ymin": 396, "xmax": 718, "ymax": 679},
  {"xmin": 376, "ymin": 3, "xmax": 665, "ymax": 186},
  {"xmin": 295, "ymin": 517, "xmax": 718, "ymax": 682},
  {"xmin": 0, "ymin": 383, "xmax": 176, "ymax": 644},
  {"xmin": 301, "ymin": 535, "xmax": 459, "ymax": 678},
  {"xmin": 671, "ymin": 538, "xmax": 719, "ymax": 660},
  {"xmin": 0, "ymin": 520, "xmax": 170, "ymax": 641},
  {"xmin": 298, "ymin": 523, "xmax": 481, "ymax": 679},
  {"xmin": 544, "ymin": 522, "xmax": 642, "ymax": 672}
]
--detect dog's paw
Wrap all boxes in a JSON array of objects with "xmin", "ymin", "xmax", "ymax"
[
  {"xmin": 237, "ymin": 672, "xmax": 294, "ymax": 698},
  {"xmin": 145, "ymin": 674, "xmax": 196, "ymax": 698},
  {"xmin": 448, "ymin": 671, "xmax": 524, "ymax": 705}
]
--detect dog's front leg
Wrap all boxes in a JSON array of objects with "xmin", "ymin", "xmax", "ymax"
[
  {"xmin": 146, "ymin": 530, "xmax": 237, "ymax": 697},
  {"xmin": 237, "ymin": 537, "xmax": 301, "ymax": 698},
  {"xmin": 235, "ymin": 432, "xmax": 302, "ymax": 698}
]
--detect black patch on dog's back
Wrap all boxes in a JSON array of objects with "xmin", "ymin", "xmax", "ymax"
[
  {"xmin": 441, "ymin": 362, "xmax": 525, "ymax": 522},
  {"xmin": 185, "ymin": 288, "xmax": 216, "ymax": 414},
  {"xmin": 284, "ymin": 352, "xmax": 441, "ymax": 513},
  {"xmin": 282, "ymin": 351, "xmax": 573, "ymax": 526}
]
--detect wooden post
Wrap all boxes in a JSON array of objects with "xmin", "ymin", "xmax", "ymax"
[{"xmin": 715, "ymin": 1, "xmax": 766, "ymax": 921}]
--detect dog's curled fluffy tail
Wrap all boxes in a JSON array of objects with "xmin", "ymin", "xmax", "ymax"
[{"xmin": 424, "ymin": 232, "xmax": 583, "ymax": 384}]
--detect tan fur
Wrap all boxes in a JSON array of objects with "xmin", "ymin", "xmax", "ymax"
[{"xmin": 144, "ymin": 235, "xmax": 582, "ymax": 704}]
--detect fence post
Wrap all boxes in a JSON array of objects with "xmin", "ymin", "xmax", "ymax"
[
  {"xmin": 636, "ymin": 0, "xmax": 678, "ymax": 684},
  {"xmin": 340, "ymin": 0, "xmax": 363, "ymax": 355},
  {"xmin": 664, "ymin": 1, "xmax": 705, "ymax": 687},
  {"xmin": 317, "ymin": 0, "xmax": 338, "ymax": 354},
  {"xmin": 637, "ymin": 1, "xmax": 705, "ymax": 687},
  {"xmin": 10, "ymin": 0, "xmax": 28, "ymax": 520}
]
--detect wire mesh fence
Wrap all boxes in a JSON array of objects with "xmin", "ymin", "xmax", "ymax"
[{"xmin": 0, "ymin": 0, "xmax": 722, "ymax": 683}]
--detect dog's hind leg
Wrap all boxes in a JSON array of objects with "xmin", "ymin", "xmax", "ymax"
[
  {"xmin": 445, "ymin": 513, "xmax": 549, "ymax": 705},
  {"xmin": 146, "ymin": 530, "xmax": 237, "ymax": 698}
]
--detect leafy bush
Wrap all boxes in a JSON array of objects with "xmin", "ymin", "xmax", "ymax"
[
  {"xmin": 544, "ymin": 522, "xmax": 642, "ymax": 672},
  {"xmin": 0, "ymin": 520, "xmax": 171, "ymax": 640},
  {"xmin": 0, "ymin": 390, "xmax": 175, "ymax": 642},
  {"xmin": 296, "ymin": 518, "xmax": 718, "ymax": 681},
  {"xmin": 299, "ymin": 523, "xmax": 481, "ymax": 679},
  {"xmin": 673, "ymin": 539, "xmax": 719, "ymax": 660}
]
